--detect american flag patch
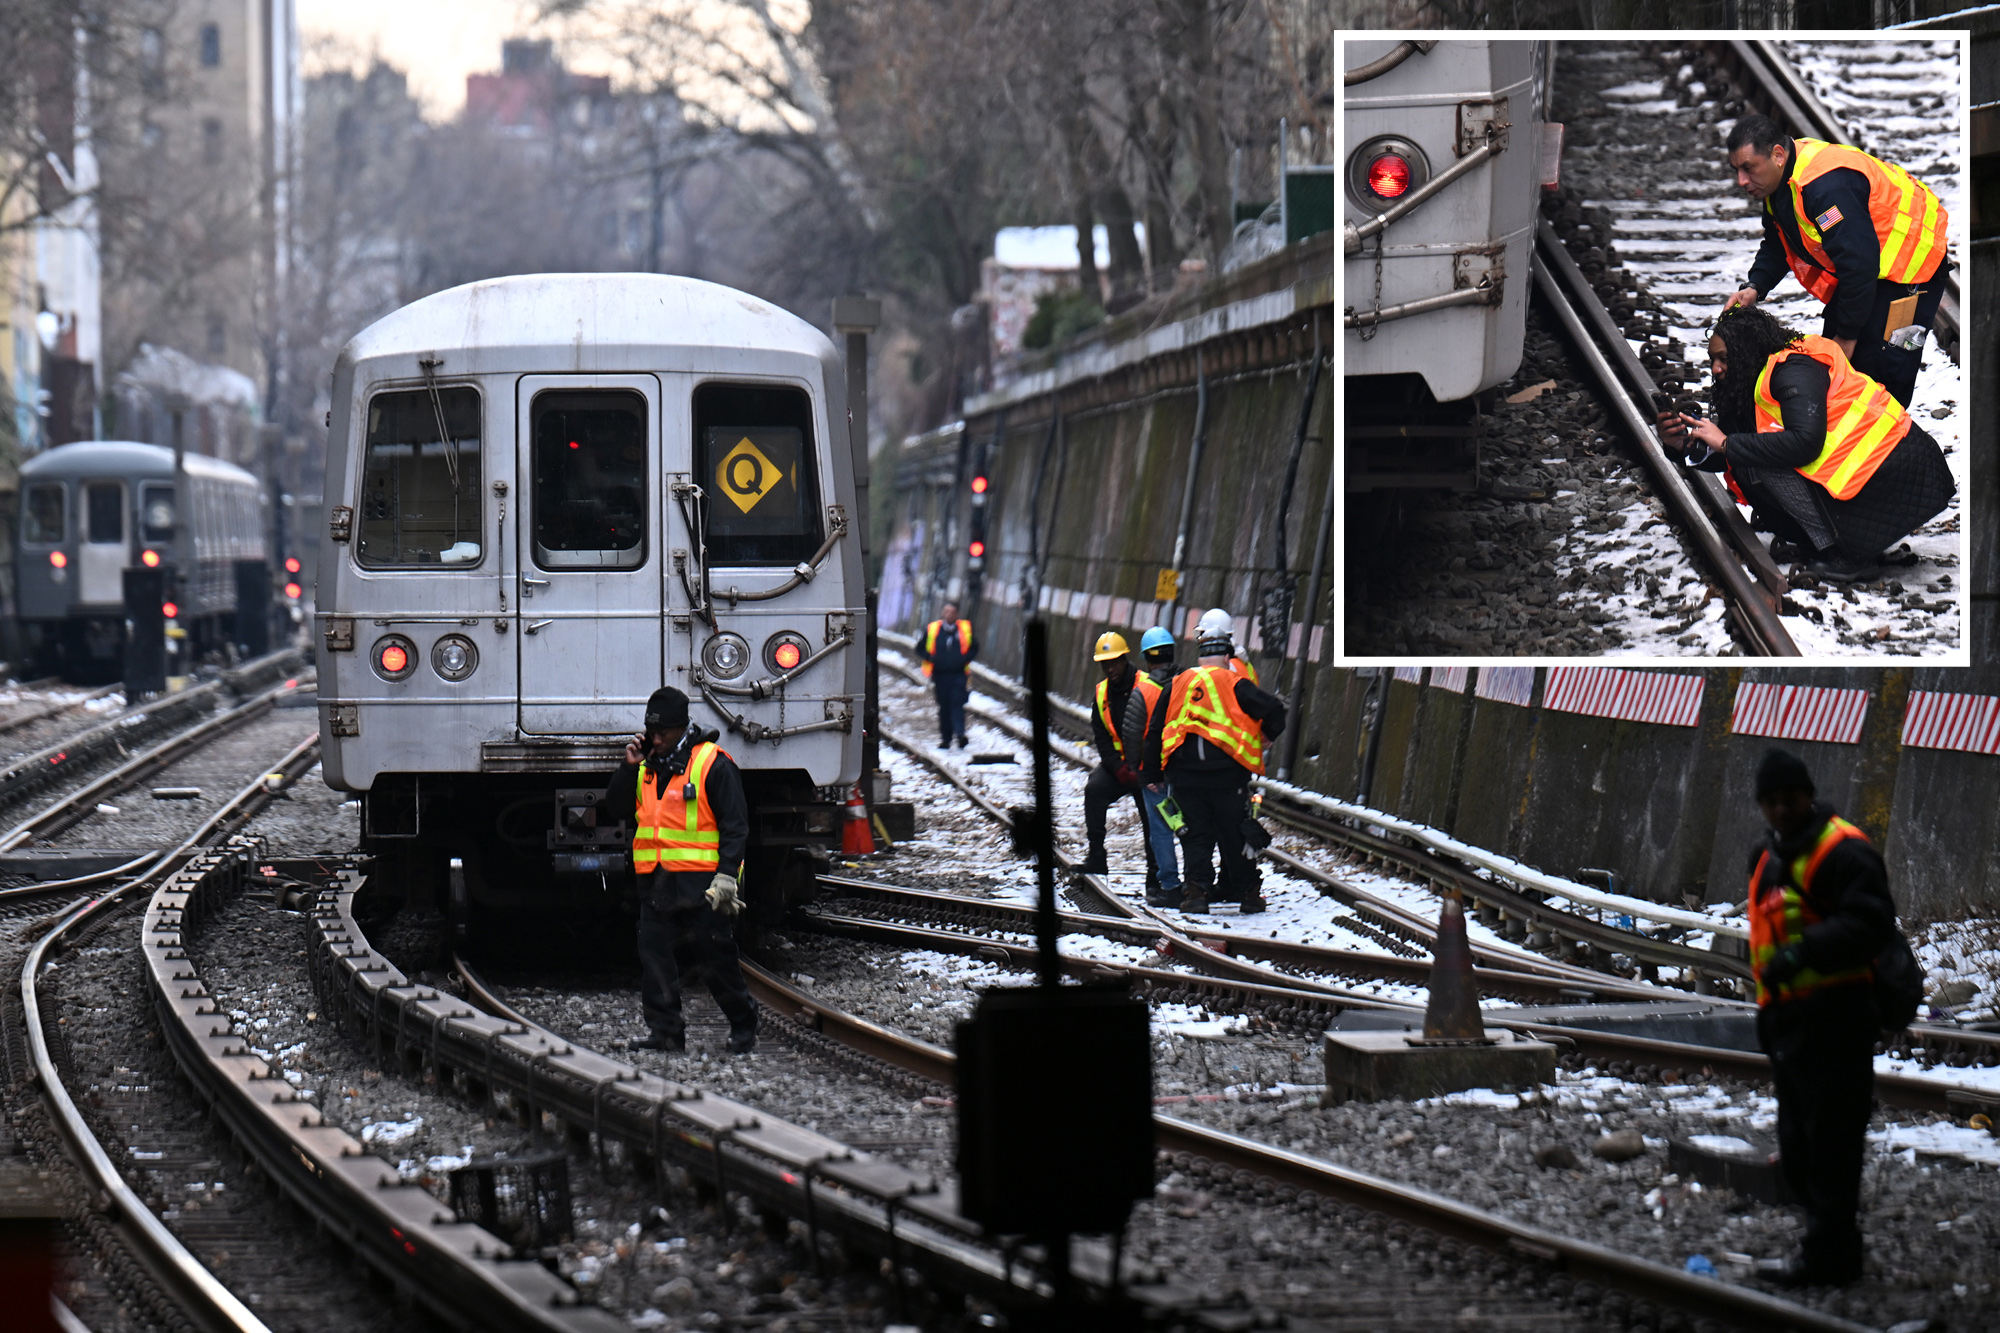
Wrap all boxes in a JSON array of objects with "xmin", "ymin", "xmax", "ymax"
[{"xmin": 1814, "ymin": 205, "xmax": 1844, "ymax": 229}]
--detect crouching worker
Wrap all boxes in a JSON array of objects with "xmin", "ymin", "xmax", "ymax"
[{"xmin": 603, "ymin": 686, "xmax": 759, "ymax": 1054}]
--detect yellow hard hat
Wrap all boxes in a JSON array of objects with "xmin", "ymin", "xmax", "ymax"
[{"xmin": 1092, "ymin": 631, "xmax": 1131, "ymax": 662}]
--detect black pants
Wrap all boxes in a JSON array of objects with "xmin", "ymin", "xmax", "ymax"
[
  {"xmin": 1837, "ymin": 265, "xmax": 1947, "ymax": 409},
  {"xmin": 637, "ymin": 872, "xmax": 756, "ymax": 1039},
  {"xmin": 933, "ymin": 672, "xmax": 968, "ymax": 744},
  {"xmin": 1084, "ymin": 764, "xmax": 1155, "ymax": 873},
  {"xmin": 1176, "ymin": 782, "xmax": 1259, "ymax": 903},
  {"xmin": 1759, "ymin": 986, "xmax": 1878, "ymax": 1278}
]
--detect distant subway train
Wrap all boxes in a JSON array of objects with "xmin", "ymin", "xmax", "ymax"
[
  {"xmin": 16, "ymin": 441, "xmax": 266, "ymax": 679},
  {"xmin": 314, "ymin": 273, "xmax": 866, "ymax": 927},
  {"xmin": 1344, "ymin": 38, "xmax": 1558, "ymax": 490}
]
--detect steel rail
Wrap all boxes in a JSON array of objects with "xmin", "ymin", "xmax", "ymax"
[
  {"xmin": 22, "ymin": 729, "xmax": 324, "ymax": 1333},
  {"xmin": 724, "ymin": 964, "xmax": 1881, "ymax": 1333},
  {"xmin": 1532, "ymin": 227, "xmax": 1801, "ymax": 657},
  {"xmin": 0, "ymin": 677, "xmax": 318, "ymax": 904},
  {"xmin": 1710, "ymin": 39, "xmax": 1960, "ymax": 360}
]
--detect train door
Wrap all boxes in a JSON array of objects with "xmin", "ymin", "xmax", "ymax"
[
  {"xmin": 77, "ymin": 480, "xmax": 126, "ymax": 605},
  {"xmin": 516, "ymin": 374, "xmax": 663, "ymax": 735}
]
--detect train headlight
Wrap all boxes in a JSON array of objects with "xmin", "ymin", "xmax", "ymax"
[
  {"xmin": 763, "ymin": 631, "xmax": 810, "ymax": 675},
  {"xmin": 372, "ymin": 633, "xmax": 418, "ymax": 681},
  {"xmin": 1348, "ymin": 135, "xmax": 1430, "ymax": 215},
  {"xmin": 432, "ymin": 634, "xmax": 479, "ymax": 682},
  {"xmin": 701, "ymin": 632, "xmax": 752, "ymax": 680}
]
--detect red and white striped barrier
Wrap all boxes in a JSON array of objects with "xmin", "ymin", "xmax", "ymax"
[
  {"xmin": 1730, "ymin": 682, "xmax": 1870, "ymax": 745},
  {"xmin": 1429, "ymin": 667, "xmax": 1469, "ymax": 693},
  {"xmin": 1475, "ymin": 666, "xmax": 1536, "ymax": 708},
  {"xmin": 1393, "ymin": 666, "xmax": 1424, "ymax": 683},
  {"xmin": 1544, "ymin": 667, "xmax": 1704, "ymax": 728},
  {"xmin": 1900, "ymin": 691, "xmax": 2000, "ymax": 756}
]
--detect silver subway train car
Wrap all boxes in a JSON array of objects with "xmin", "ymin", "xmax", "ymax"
[
  {"xmin": 1344, "ymin": 39, "xmax": 1558, "ymax": 490},
  {"xmin": 316, "ymin": 273, "xmax": 865, "ymax": 924},
  {"xmin": 16, "ymin": 441, "xmax": 266, "ymax": 680}
]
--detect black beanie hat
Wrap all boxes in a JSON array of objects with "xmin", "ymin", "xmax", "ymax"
[
  {"xmin": 644, "ymin": 687, "xmax": 690, "ymax": 731},
  {"xmin": 1755, "ymin": 747, "xmax": 1814, "ymax": 799}
]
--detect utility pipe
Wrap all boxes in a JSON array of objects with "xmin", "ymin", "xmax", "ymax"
[
  {"xmin": 1344, "ymin": 141, "xmax": 1496, "ymax": 257},
  {"xmin": 1160, "ymin": 347, "xmax": 1207, "ymax": 638},
  {"xmin": 1342, "ymin": 282, "xmax": 1499, "ymax": 329},
  {"xmin": 1342, "ymin": 40, "xmax": 1436, "ymax": 87}
]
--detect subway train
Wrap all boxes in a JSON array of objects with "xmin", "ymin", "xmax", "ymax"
[
  {"xmin": 1344, "ymin": 38, "xmax": 1558, "ymax": 491},
  {"xmin": 16, "ymin": 441, "xmax": 267, "ymax": 680},
  {"xmin": 315, "ymin": 273, "xmax": 866, "ymax": 927}
]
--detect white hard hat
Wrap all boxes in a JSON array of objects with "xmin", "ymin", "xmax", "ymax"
[{"xmin": 1196, "ymin": 608, "xmax": 1234, "ymax": 640}]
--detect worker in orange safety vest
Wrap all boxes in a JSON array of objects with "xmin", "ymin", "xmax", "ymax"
[
  {"xmin": 1745, "ymin": 748, "xmax": 1896, "ymax": 1289},
  {"xmin": 603, "ymin": 687, "xmax": 758, "ymax": 1054},
  {"xmin": 917, "ymin": 602, "xmax": 978, "ymax": 749}
]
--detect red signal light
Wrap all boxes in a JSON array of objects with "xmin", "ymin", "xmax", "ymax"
[
  {"xmin": 284, "ymin": 556, "xmax": 301, "ymax": 574},
  {"xmin": 968, "ymin": 540, "xmax": 985, "ymax": 558},
  {"xmin": 162, "ymin": 602, "xmax": 179, "ymax": 619},
  {"xmin": 284, "ymin": 582, "xmax": 303, "ymax": 600},
  {"xmin": 380, "ymin": 643, "xmax": 409, "ymax": 674},
  {"xmin": 49, "ymin": 551, "xmax": 67, "ymax": 568},
  {"xmin": 1368, "ymin": 154, "xmax": 1412, "ymax": 199},
  {"xmin": 971, "ymin": 476, "xmax": 988, "ymax": 494},
  {"xmin": 568, "ymin": 440, "xmax": 579, "ymax": 449},
  {"xmin": 141, "ymin": 549, "xmax": 161, "ymax": 567},
  {"xmin": 773, "ymin": 641, "xmax": 802, "ymax": 670}
]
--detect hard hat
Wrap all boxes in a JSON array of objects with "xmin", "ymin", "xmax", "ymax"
[
  {"xmin": 1139, "ymin": 626, "xmax": 1174, "ymax": 653},
  {"xmin": 1092, "ymin": 631, "xmax": 1131, "ymax": 662},
  {"xmin": 1196, "ymin": 608, "xmax": 1234, "ymax": 641}
]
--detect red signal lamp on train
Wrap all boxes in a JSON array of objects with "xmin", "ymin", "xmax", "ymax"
[
  {"xmin": 1367, "ymin": 152, "xmax": 1412, "ymax": 199},
  {"xmin": 379, "ymin": 642, "xmax": 409, "ymax": 674},
  {"xmin": 772, "ymin": 640, "xmax": 802, "ymax": 671},
  {"xmin": 48, "ymin": 551, "xmax": 66, "ymax": 568},
  {"xmin": 141, "ymin": 549, "xmax": 161, "ymax": 567}
]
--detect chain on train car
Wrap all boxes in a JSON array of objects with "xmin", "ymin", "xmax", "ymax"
[
  {"xmin": 15, "ymin": 442, "xmax": 269, "ymax": 681},
  {"xmin": 314, "ymin": 273, "xmax": 866, "ymax": 932},
  {"xmin": 1344, "ymin": 40, "xmax": 1561, "ymax": 498}
]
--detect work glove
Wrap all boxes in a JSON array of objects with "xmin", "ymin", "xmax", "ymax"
[
  {"xmin": 1759, "ymin": 945, "xmax": 1804, "ymax": 991},
  {"xmin": 705, "ymin": 873, "xmax": 742, "ymax": 916},
  {"xmin": 1116, "ymin": 763, "xmax": 1140, "ymax": 787}
]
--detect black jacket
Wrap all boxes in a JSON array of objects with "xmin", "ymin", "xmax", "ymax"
[
  {"xmin": 602, "ymin": 736, "xmax": 750, "ymax": 875},
  {"xmin": 1092, "ymin": 666, "xmax": 1140, "ymax": 769},
  {"xmin": 1121, "ymin": 664, "xmax": 1179, "ymax": 760},
  {"xmin": 1748, "ymin": 802, "xmax": 1896, "ymax": 1001},
  {"xmin": 1745, "ymin": 149, "xmax": 1883, "ymax": 342},
  {"xmin": 918, "ymin": 619, "xmax": 978, "ymax": 675},
  {"xmin": 1715, "ymin": 353, "xmax": 1831, "ymax": 473},
  {"xmin": 1140, "ymin": 665, "xmax": 1287, "ymax": 788}
]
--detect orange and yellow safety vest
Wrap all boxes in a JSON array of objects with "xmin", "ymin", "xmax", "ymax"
[
  {"xmin": 1752, "ymin": 336, "xmax": 1910, "ymax": 500},
  {"xmin": 1769, "ymin": 139, "xmax": 1948, "ymax": 304},
  {"xmin": 633, "ymin": 741, "xmax": 726, "ymax": 874},
  {"xmin": 921, "ymin": 619, "xmax": 973, "ymax": 678},
  {"xmin": 1748, "ymin": 814, "xmax": 1874, "ymax": 1006},
  {"xmin": 1161, "ymin": 664, "xmax": 1264, "ymax": 774},
  {"xmin": 1228, "ymin": 656, "xmax": 1260, "ymax": 687}
]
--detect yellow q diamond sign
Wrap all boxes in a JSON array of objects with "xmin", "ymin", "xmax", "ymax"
[{"xmin": 718, "ymin": 436, "xmax": 779, "ymax": 514}]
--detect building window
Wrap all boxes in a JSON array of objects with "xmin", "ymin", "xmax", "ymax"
[
  {"xmin": 141, "ymin": 27, "xmax": 165, "ymax": 93},
  {"xmin": 200, "ymin": 23, "xmax": 221, "ymax": 67},
  {"xmin": 206, "ymin": 315, "xmax": 226, "ymax": 357},
  {"xmin": 202, "ymin": 117, "xmax": 223, "ymax": 163}
]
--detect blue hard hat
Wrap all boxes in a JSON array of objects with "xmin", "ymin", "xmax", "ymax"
[{"xmin": 1139, "ymin": 626, "xmax": 1174, "ymax": 652}]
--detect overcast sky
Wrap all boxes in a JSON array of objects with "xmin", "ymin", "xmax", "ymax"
[{"xmin": 297, "ymin": 0, "xmax": 616, "ymax": 118}]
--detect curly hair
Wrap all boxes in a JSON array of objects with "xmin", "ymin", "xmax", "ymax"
[{"xmin": 1709, "ymin": 305, "xmax": 1803, "ymax": 434}]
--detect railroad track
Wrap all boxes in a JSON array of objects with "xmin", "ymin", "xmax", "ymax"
[
  {"xmin": 0, "ymin": 681, "xmax": 119, "ymax": 738},
  {"xmin": 21, "ymin": 728, "xmax": 325, "ymax": 1333}
]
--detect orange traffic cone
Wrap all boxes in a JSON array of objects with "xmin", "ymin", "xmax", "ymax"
[
  {"xmin": 841, "ymin": 785, "xmax": 876, "ymax": 857},
  {"xmin": 1421, "ymin": 890, "xmax": 1489, "ymax": 1042}
]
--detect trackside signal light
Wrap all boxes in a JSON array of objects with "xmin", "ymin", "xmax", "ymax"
[
  {"xmin": 162, "ymin": 602, "xmax": 179, "ymax": 619},
  {"xmin": 141, "ymin": 549, "xmax": 161, "ymax": 567},
  {"xmin": 1368, "ymin": 153, "xmax": 1412, "ymax": 199},
  {"xmin": 284, "ymin": 556, "xmax": 301, "ymax": 574},
  {"xmin": 971, "ymin": 476, "xmax": 988, "ymax": 494},
  {"xmin": 49, "ymin": 551, "xmax": 66, "ymax": 568},
  {"xmin": 968, "ymin": 540, "xmax": 985, "ymax": 558},
  {"xmin": 284, "ymin": 582, "xmax": 303, "ymax": 599}
]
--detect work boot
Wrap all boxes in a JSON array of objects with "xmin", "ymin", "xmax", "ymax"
[
  {"xmin": 1080, "ymin": 847, "xmax": 1109, "ymax": 875},
  {"xmin": 1238, "ymin": 894, "xmax": 1267, "ymax": 914},
  {"xmin": 726, "ymin": 1015, "xmax": 759, "ymax": 1055},
  {"xmin": 1804, "ymin": 553, "xmax": 1881, "ymax": 585},
  {"xmin": 636, "ymin": 1030, "xmax": 685, "ymax": 1053},
  {"xmin": 1146, "ymin": 889, "xmax": 1180, "ymax": 909},
  {"xmin": 1179, "ymin": 889, "xmax": 1209, "ymax": 914}
]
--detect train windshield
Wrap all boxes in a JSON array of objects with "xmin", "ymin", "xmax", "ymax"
[
  {"xmin": 693, "ymin": 383, "xmax": 821, "ymax": 564},
  {"xmin": 23, "ymin": 485, "xmax": 64, "ymax": 543},
  {"xmin": 85, "ymin": 482, "xmax": 124, "ymax": 543},
  {"xmin": 530, "ymin": 389, "xmax": 646, "ymax": 570},
  {"xmin": 357, "ymin": 386, "xmax": 482, "ymax": 567},
  {"xmin": 141, "ymin": 484, "xmax": 175, "ymax": 541}
]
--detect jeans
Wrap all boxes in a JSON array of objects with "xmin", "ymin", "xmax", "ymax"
[
  {"xmin": 933, "ymin": 672, "xmax": 969, "ymax": 744},
  {"xmin": 1140, "ymin": 785, "xmax": 1181, "ymax": 893},
  {"xmin": 636, "ymin": 872, "xmax": 757, "ymax": 1039}
]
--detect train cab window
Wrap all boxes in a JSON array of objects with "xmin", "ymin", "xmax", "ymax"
[
  {"xmin": 693, "ymin": 383, "xmax": 821, "ymax": 564},
  {"xmin": 85, "ymin": 482, "xmax": 125, "ymax": 543},
  {"xmin": 141, "ymin": 484, "xmax": 176, "ymax": 541},
  {"xmin": 23, "ymin": 485, "xmax": 65, "ymax": 543},
  {"xmin": 530, "ymin": 390, "xmax": 646, "ymax": 570},
  {"xmin": 357, "ymin": 386, "xmax": 482, "ymax": 567}
]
